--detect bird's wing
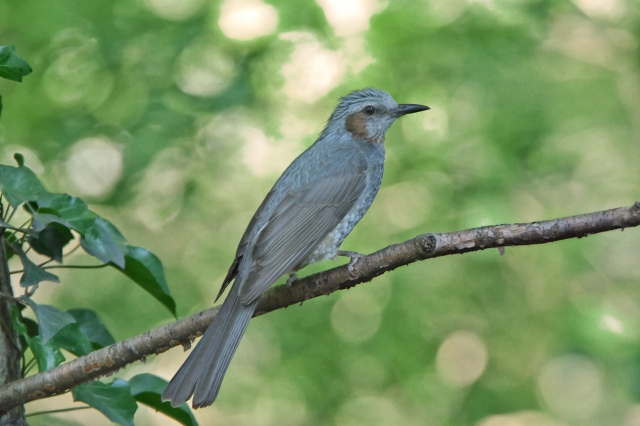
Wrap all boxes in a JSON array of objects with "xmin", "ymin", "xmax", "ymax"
[
  {"xmin": 215, "ymin": 189, "xmax": 277, "ymax": 302},
  {"xmin": 238, "ymin": 155, "xmax": 368, "ymax": 304}
]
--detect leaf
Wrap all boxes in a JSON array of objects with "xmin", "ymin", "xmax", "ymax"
[
  {"xmin": 68, "ymin": 308, "xmax": 116, "ymax": 349},
  {"xmin": 0, "ymin": 45, "xmax": 32, "ymax": 82},
  {"xmin": 32, "ymin": 193, "xmax": 97, "ymax": 234},
  {"xmin": 23, "ymin": 298, "xmax": 76, "ymax": 344},
  {"xmin": 26, "ymin": 335, "xmax": 65, "ymax": 372},
  {"xmin": 28, "ymin": 222, "xmax": 74, "ymax": 263},
  {"xmin": 12, "ymin": 245, "xmax": 59, "ymax": 287},
  {"xmin": 73, "ymin": 380, "xmax": 137, "ymax": 426},
  {"xmin": 121, "ymin": 246, "xmax": 176, "ymax": 316},
  {"xmin": 129, "ymin": 374, "xmax": 199, "ymax": 426},
  {"xmin": 81, "ymin": 217, "xmax": 126, "ymax": 268},
  {"xmin": 3, "ymin": 232, "xmax": 17, "ymax": 261},
  {"xmin": 52, "ymin": 323, "xmax": 94, "ymax": 356},
  {"xmin": 0, "ymin": 163, "xmax": 46, "ymax": 207}
]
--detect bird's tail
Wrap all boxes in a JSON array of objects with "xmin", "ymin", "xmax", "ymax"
[{"xmin": 161, "ymin": 284, "xmax": 257, "ymax": 408}]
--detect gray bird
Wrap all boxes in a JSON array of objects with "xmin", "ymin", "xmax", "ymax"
[{"xmin": 161, "ymin": 88, "xmax": 429, "ymax": 408}]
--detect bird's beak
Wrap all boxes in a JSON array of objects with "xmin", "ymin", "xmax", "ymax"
[{"xmin": 395, "ymin": 104, "xmax": 430, "ymax": 117}]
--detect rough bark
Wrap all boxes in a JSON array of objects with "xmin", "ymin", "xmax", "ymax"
[
  {"xmin": 0, "ymin": 232, "xmax": 26, "ymax": 425},
  {"xmin": 0, "ymin": 202, "xmax": 638, "ymax": 414}
]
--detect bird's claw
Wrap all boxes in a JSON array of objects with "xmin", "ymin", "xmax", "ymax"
[
  {"xmin": 286, "ymin": 273, "xmax": 298, "ymax": 288},
  {"xmin": 337, "ymin": 250, "xmax": 365, "ymax": 276}
]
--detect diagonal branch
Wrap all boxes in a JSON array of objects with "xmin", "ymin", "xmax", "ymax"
[{"xmin": 0, "ymin": 202, "xmax": 638, "ymax": 413}]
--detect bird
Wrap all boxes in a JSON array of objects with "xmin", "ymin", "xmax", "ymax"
[{"xmin": 161, "ymin": 88, "xmax": 429, "ymax": 408}]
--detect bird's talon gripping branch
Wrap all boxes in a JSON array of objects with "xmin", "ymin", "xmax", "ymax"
[
  {"xmin": 286, "ymin": 273, "xmax": 298, "ymax": 288},
  {"xmin": 337, "ymin": 250, "xmax": 365, "ymax": 276}
]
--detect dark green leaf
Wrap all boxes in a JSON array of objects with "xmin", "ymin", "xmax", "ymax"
[
  {"xmin": 32, "ymin": 193, "xmax": 96, "ymax": 234},
  {"xmin": 68, "ymin": 308, "xmax": 116, "ymax": 348},
  {"xmin": 13, "ymin": 245, "xmax": 59, "ymax": 287},
  {"xmin": 3, "ymin": 232, "xmax": 17, "ymax": 261},
  {"xmin": 129, "ymin": 374, "xmax": 199, "ymax": 426},
  {"xmin": 121, "ymin": 246, "xmax": 175, "ymax": 316},
  {"xmin": 72, "ymin": 380, "xmax": 137, "ymax": 426},
  {"xmin": 0, "ymin": 45, "xmax": 32, "ymax": 82},
  {"xmin": 24, "ymin": 298, "xmax": 76, "ymax": 344},
  {"xmin": 52, "ymin": 323, "xmax": 94, "ymax": 356},
  {"xmin": 13, "ymin": 153, "xmax": 24, "ymax": 167},
  {"xmin": 81, "ymin": 217, "xmax": 126, "ymax": 268},
  {"xmin": 0, "ymin": 164, "xmax": 46, "ymax": 207},
  {"xmin": 10, "ymin": 306, "xmax": 38, "ymax": 354},
  {"xmin": 10, "ymin": 306, "xmax": 28, "ymax": 338},
  {"xmin": 27, "ymin": 335, "xmax": 65, "ymax": 372},
  {"xmin": 28, "ymin": 222, "xmax": 74, "ymax": 263}
]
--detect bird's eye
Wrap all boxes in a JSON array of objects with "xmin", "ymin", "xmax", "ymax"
[{"xmin": 364, "ymin": 105, "xmax": 375, "ymax": 115}]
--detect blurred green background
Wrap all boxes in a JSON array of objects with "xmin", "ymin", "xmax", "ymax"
[{"xmin": 2, "ymin": 0, "xmax": 640, "ymax": 424}]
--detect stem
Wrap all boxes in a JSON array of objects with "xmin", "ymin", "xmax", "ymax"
[
  {"xmin": 25, "ymin": 406, "xmax": 90, "ymax": 417},
  {"xmin": 10, "ymin": 263, "xmax": 109, "ymax": 275},
  {"xmin": 0, "ymin": 236, "xmax": 26, "ymax": 424}
]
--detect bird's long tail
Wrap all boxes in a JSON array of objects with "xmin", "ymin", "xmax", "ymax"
[{"xmin": 161, "ymin": 284, "xmax": 257, "ymax": 408}]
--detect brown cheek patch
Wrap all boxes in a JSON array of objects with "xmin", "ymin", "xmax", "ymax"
[{"xmin": 345, "ymin": 113, "xmax": 369, "ymax": 140}]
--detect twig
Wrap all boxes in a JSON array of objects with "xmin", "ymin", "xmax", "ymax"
[
  {"xmin": 0, "ymin": 202, "xmax": 637, "ymax": 413},
  {"xmin": 25, "ymin": 405, "xmax": 90, "ymax": 417}
]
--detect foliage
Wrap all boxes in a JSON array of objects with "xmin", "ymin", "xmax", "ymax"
[{"xmin": 1, "ymin": 157, "xmax": 193, "ymax": 424}]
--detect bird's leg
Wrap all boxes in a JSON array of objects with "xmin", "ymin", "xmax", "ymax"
[
  {"xmin": 286, "ymin": 272, "xmax": 299, "ymax": 288},
  {"xmin": 337, "ymin": 250, "xmax": 365, "ymax": 276}
]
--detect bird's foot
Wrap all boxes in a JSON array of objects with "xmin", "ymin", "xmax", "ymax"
[
  {"xmin": 337, "ymin": 250, "xmax": 365, "ymax": 276},
  {"xmin": 286, "ymin": 272, "xmax": 299, "ymax": 288}
]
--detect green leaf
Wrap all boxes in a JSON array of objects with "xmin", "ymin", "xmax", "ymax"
[
  {"xmin": 0, "ymin": 163, "xmax": 46, "ymax": 207},
  {"xmin": 52, "ymin": 323, "xmax": 94, "ymax": 356},
  {"xmin": 129, "ymin": 374, "xmax": 199, "ymax": 426},
  {"xmin": 121, "ymin": 246, "xmax": 176, "ymax": 316},
  {"xmin": 11, "ymin": 306, "xmax": 38, "ymax": 354},
  {"xmin": 3, "ymin": 232, "xmax": 17, "ymax": 261},
  {"xmin": 28, "ymin": 222, "xmax": 74, "ymax": 263},
  {"xmin": 32, "ymin": 193, "xmax": 97, "ymax": 234},
  {"xmin": 26, "ymin": 335, "xmax": 65, "ymax": 372},
  {"xmin": 24, "ymin": 298, "xmax": 76, "ymax": 344},
  {"xmin": 68, "ymin": 308, "xmax": 116, "ymax": 349},
  {"xmin": 73, "ymin": 380, "xmax": 138, "ymax": 426},
  {"xmin": 81, "ymin": 217, "xmax": 126, "ymax": 268},
  {"xmin": 0, "ymin": 45, "xmax": 32, "ymax": 82},
  {"xmin": 12, "ymin": 245, "xmax": 59, "ymax": 287},
  {"xmin": 13, "ymin": 153, "xmax": 24, "ymax": 167}
]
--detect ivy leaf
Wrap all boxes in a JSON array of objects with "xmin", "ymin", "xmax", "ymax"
[
  {"xmin": 52, "ymin": 323, "xmax": 94, "ymax": 357},
  {"xmin": 0, "ymin": 45, "xmax": 32, "ymax": 82},
  {"xmin": 23, "ymin": 298, "xmax": 76, "ymax": 344},
  {"xmin": 0, "ymin": 163, "xmax": 46, "ymax": 207},
  {"xmin": 129, "ymin": 374, "xmax": 199, "ymax": 426},
  {"xmin": 26, "ymin": 335, "xmax": 65, "ymax": 372},
  {"xmin": 68, "ymin": 308, "xmax": 116, "ymax": 349},
  {"xmin": 81, "ymin": 217, "xmax": 126, "ymax": 268},
  {"xmin": 12, "ymin": 245, "xmax": 59, "ymax": 287},
  {"xmin": 121, "ymin": 247, "xmax": 175, "ymax": 316},
  {"xmin": 73, "ymin": 380, "xmax": 138, "ymax": 426},
  {"xmin": 53, "ymin": 309, "xmax": 115, "ymax": 356},
  {"xmin": 32, "ymin": 193, "xmax": 96, "ymax": 234},
  {"xmin": 80, "ymin": 218, "xmax": 174, "ymax": 314},
  {"xmin": 28, "ymin": 222, "xmax": 74, "ymax": 263}
]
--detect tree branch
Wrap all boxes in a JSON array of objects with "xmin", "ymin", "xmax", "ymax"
[{"xmin": 0, "ymin": 202, "xmax": 638, "ymax": 413}]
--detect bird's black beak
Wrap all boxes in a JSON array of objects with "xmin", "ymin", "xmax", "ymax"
[{"xmin": 395, "ymin": 104, "xmax": 430, "ymax": 117}]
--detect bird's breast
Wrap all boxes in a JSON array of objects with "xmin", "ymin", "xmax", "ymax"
[{"xmin": 299, "ymin": 161, "xmax": 384, "ymax": 267}]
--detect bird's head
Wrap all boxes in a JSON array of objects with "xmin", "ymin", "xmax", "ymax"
[{"xmin": 325, "ymin": 88, "xmax": 429, "ymax": 143}]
